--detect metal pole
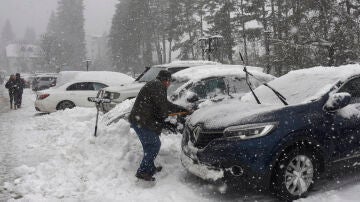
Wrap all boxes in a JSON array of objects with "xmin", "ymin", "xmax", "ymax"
[
  {"xmin": 208, "ymin": 38, "xmax": 211, "ymax": 61},
  {"xmin": 94, "ymin": 103, "xmax": 99, "ymax": 137},
  {"xmin": 86, "ymin": 60, "xmax": 89, "ymax": 71}
]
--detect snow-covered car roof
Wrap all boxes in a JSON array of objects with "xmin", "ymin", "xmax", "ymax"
[
  {"xmin": 172, "ymin": 64, "xmax": 270, "ymax": 82},
  {"xmin": 242, "ymin": 64, "xmax": 360, "ymax": 105},
  {"xmin": 56, "ymin": 71, "xmax": 134, "ymax": 87},
  {"xmin": 152, "ymin": 60, "xmax": 220, "ymax": 68},
  {"xmin": 34, "ymin": 72, "xmax": 58, "ymax": 77}
]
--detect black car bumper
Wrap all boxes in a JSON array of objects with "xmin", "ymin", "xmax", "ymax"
[{"xmin": 181, "ymin": 125, "xmax": 272, "ymax": 187}]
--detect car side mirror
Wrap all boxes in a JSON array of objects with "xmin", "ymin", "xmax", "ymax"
[
  {"xmin": 324, "ymin": 92, "xmax": 351, "ymax": 112},
  {"xmin": 186, "ymin": 92, "xmax": 199, "ymax": 103}
]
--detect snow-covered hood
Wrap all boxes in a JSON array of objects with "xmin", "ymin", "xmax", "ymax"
[
  {"xmin": 188, "ymin": 99, "xmax": 284, "ymax": 129},
  {"xmin": 103, "ymin": 81, "xmax": 145, "ymax": 93}
]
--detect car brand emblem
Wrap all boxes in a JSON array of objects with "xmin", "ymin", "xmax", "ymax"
[{"xmin": 193, "ymin": 126, "xmax": 202, "ymax": 143}]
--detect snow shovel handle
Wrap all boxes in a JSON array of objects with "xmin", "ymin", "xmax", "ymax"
[{"xmin": 168, "ymin": 111, "xmax": 189, "ymax": 117}]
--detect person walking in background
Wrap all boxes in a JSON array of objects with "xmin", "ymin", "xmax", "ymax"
[
  {"xmin": 5, "ymin": 74, "xmax": 16, "ymax": 109},
  {"xmin": 13, "ymin": 73, "xmax": 25, "ymax": 109},
  {"xmin": 129, "ymin": 70, "xmax": 190, "ymax": 181}
]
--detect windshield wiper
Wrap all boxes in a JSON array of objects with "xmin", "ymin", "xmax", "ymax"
[
  {"xmin": 240, "ymin": 52, "xmax": 288, "ymax": 106},
  {"xmin": 262, "ymin": 83, "xmax": 288, "ymax": 105},
  {"xmin": 135, "ymin": 66, "xmax": 151, "ymax": 82},
  {"xmin": 243, "ymin": 66, "xmax": 261, "ymax": 104}
]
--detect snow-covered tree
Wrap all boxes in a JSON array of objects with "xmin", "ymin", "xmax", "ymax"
[
  {"xmin": 55, "ymin": 0, "xmax": 86, "ymax": 70},
  {"xmin": 0, "ymin": 19, "xmax": 15, "ymax": 67},
  {"xmin": 1, "ymin": 19, "xmax": 15, "ymax": 45},
  {"xmin": 23, "ymin": 27, "xmax": 36, "ymax": 44}
]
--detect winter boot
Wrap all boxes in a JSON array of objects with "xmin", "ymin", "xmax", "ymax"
[
  {"xmin": 135, "ymin": 173, "xmax": 155, "ymax": 181},
  {"xmin": 154, "ymin": 166, "xmax": 162, "ymax": 173},
  {"xmin": 150, "ymin": 166, "xmax": 163, "ymax": 175}
]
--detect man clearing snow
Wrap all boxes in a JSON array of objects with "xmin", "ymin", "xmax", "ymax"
[{"xmin": 129, "ymin": 70, "xmax": 190, "ymax": 181}]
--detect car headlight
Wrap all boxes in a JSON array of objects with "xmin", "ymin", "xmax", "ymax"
[
  {"xmin": 104, "ymin": 92, "xmax": 120, "ymax": 100},
  {"xmin": 224, "ymin": 122, "xmax": 278, "ymax": 140}
]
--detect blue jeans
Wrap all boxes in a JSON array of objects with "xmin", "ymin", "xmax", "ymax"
[{"xmin": 131, "ymin": 123, "xmax": 161, "ymax": 175}]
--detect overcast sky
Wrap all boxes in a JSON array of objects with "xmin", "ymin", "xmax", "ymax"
[{"xmin": 0, "ymin": 0, "xmax": 118, "ymax": 39}]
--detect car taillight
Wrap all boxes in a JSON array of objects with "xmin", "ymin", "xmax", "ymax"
[{"xmin": 38, "ymin": 94, "xmax": 50, "ymax": 100}]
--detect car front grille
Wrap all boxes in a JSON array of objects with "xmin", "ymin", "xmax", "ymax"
[
  {"xmin": 185, "ymin": 124, "xmax": 224, "ymax": 149},
  {"xmin": 194, "ymin": 131, "xmax": 224, "ymax": 149}
]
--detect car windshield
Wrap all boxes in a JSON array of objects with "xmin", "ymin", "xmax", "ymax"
[
  {"xmin": 167, "ymin": 80, "xmax": 188, "ymax": 96},
  {"xmin": 138, "ymin": 67, "xmax": 163, "ymax": 82},
  {"xmin": 242, "ymin": 69, "xmax": 345, "ymax": 105}
]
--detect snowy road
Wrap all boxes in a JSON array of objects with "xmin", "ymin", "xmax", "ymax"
[
  {"xmin": 0, "ymin": 86, "xmax": 12, "ymax": 201},
  {"xmin": 0, "ymin": 87, "xmax": 56, "ymax": 200},
  {"xmin": 2, "ymin": 88, "xmax": 360, "ymax": 201}
]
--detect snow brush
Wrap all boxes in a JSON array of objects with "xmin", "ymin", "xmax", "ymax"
[
  {"xmin": 88, "ymin": 97, "xmax": 111, "ymax": 137},
  {"xmin": 168, "ymin": 111, "xmax": 190, "ymax": 117}
]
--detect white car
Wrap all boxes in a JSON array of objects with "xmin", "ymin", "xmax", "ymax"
[
  {"xmin": 97, "ymin": 60, "xmax": 220, "ymax": 113},
  {"xmin": 35, "ymin": 71, "xmax": 134, "ymax": 113},
  {"xmin": 168, "ymin": 64, "xmax": 276, "ymax": 108},
  {"xmin": 101, "ymin": 65, "xmax": 275, "ymax": 128}
]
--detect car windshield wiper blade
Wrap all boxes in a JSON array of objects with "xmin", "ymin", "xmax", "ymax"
[
  {"xmin": 239, "ymin": 51, "xmax": 287, "ymax": 106},
  {"xmin": 262, "ymin": 83, "xmax": 288, "ymax": 106},
  {"xmin": 243, "ymin": 67, "xmax": 261, "ymax": 104},
  {"xmin": 244, "ymin": 67, "xmax": 288, "ymax": 106}
]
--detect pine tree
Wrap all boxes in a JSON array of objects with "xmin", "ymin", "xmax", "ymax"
[
  {"xmin": 110, "ymin": 0, "xmax": 141, "ymax": 72},
  {"xmin": 23, "ymin": 27, "xmax": 36, "ymax": 44},
  {"xmin": 1, "ymin": 19, "xmax": 15, "ymax": 46},
  {"xmin": 172, "ymin": 0, "xmax": 202, "ymax": 60},
  {"xmin": 46, "ymin": 12, "xmax": 58, "ymax": 35},
  {"xmin": 0, "ymin": 19, "xmax": 15, "ymax": 67},
  {"xmin": 206, "ymin": 0, "xmax": 235, "ymax": 63},
  {"xmin": 56, "ymin": 0, "xmax": 86, "ymax": 69},
  {"xmin": 110, "ymin": 0, "xmax": 155, "ymax": 72}
]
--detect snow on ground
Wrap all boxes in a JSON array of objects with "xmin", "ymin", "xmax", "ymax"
[
  {"xmin": 0, "ymin": 90, "xmax": 242, "ymax": 201},
  {"xmin": 3, "ymin": 89, "xmax": 360, "ymax": 201}
]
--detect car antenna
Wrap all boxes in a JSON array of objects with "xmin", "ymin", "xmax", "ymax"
[{"xmin": 240, "ymin": 52, "xmax": 261, "ymax": 104}]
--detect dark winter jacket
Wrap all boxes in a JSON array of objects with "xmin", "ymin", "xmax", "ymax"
[
  {"xmin": 5, "ymin": 79, "xmax": 16, "ymax": 95},
  {"xmin": 129, "ymin": 79, "xmax": 188, "ymax": 134},
  {"xmin": 13, "ymin": 78, "xmax": 25, "ymax": 94}
]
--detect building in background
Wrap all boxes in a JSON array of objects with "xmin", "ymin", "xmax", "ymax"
[{"xmin": 5, "ymin": 43, "xmax": 42, "ymax": 73}]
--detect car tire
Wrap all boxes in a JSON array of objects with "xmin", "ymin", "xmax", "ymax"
[
  {"xmin": 271, "ymin": 147, "xmax": 319, "ymax": 201},
  {"xmin": 57, "ymin": 100, "xmax": 75, "ymax": 110}
]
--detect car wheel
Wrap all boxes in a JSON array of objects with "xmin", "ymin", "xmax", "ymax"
[
  {"xmin": 57, "ymin": 100, "xmax": 75, "ymax": 110},
  {"xmin": 271, "ymin": 147, "xmax": 319, "ymax": 201}
]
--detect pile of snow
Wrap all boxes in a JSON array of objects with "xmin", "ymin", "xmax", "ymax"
[
  {"xmin": 56, "ymin": 71, "xmax": 134, "ymax": 87},
  {"xmin": 101, "ymin": 98, "xmax": 135, "ymax": 126},
  {"xmin": 242, "ymin": 64, "xmax": 360, "ymax": 105},
  {"xmin": 0, "ymin": 91, "xmax": 217, "ymax": 201}
]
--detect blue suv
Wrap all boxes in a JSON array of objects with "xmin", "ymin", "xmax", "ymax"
[{"xmin": 181, "ymin": 65, "xmax": 360, "ymax": 200}]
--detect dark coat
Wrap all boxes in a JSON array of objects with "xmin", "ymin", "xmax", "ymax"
[
  {"xmin": 13, "ymin": 78, "xmax": 25, "ymax": 94},
  {"xmin": 129, "ymin": 79, "xmax": 187, "ymax": 134},
  {"xmin": 5, "ymin": 79, "xmax": 16, "ymax": 95}
]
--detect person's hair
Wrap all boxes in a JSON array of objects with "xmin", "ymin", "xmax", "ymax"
[{"xmin": 156, "ymin": 70, "xmax": 171, "ymax": 81}]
